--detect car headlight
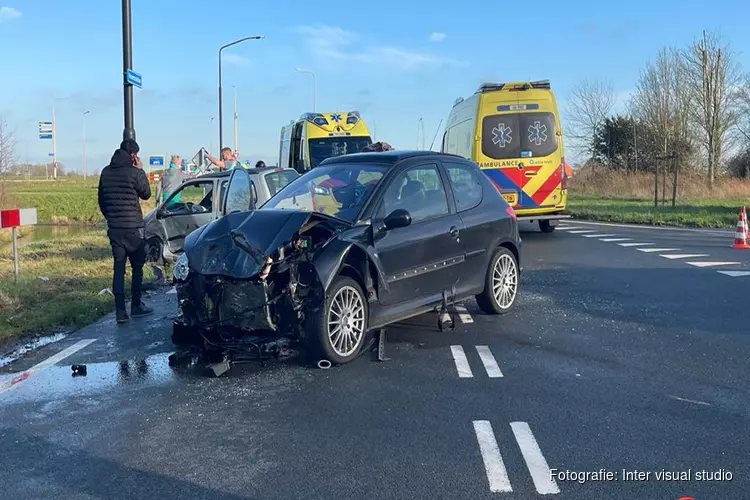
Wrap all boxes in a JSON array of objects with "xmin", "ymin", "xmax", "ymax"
[{"xmin": 173, "ymin": 253, "xmax": 190, "ymax": 282}]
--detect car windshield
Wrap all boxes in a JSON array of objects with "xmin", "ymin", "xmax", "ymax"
[
  {"xmin": 308, "ymin": 137, "xmax": 373, "ymax": 167},
  {"xmin": 262, "ymin": 162, "xmax": 388, "ymax": 222}
]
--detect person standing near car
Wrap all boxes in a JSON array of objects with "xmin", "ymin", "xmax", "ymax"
[
  {"xmin": 98, "ymin": 139, "xmax": 154, "ymax": 324},
  {"xmin": 207, "ymin": 147, "xmax": 239, "ymax": 171},
  {"xmin": 159, "ymin": 155, "xmax": 187, "ymax": 204}
]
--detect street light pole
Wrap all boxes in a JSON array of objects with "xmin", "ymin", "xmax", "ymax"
[
  {"xmin": 218, "ymin": 35, "xmax": 264, "ymax": 151},
  {"xmin": 295, "ymin": 68, "xmax": 316, "ymax": 112},
  {"xmin": 233, "ymin": 86, "xmax": 238, "ymax": 153},
  {"xmin": 122, "ymin": 0, "xmax": 135, "ymax": 142},
  {"xmin": 82, "ymin": 110, "xmax": 90, "ymax": 180},
  {"xmin": 51, "ymin": 96, "xmax": 69, "ymax": 180}
]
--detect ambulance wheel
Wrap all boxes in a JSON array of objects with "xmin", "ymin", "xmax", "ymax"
[{"xmin": 539, "ymin": 220, "xmax": 555, "ymax": 233}]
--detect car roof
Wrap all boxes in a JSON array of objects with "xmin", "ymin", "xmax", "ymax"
[
  {"xmin": 194, "ymin": 167, "xmax": 296, "ymax": 179},
  {"xmin": 321, "ymin": 150, "xmax": 466, "ymax": 166}
]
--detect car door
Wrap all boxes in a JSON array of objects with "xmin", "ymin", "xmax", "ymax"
[
  {"xmin": 158, "ymin": 179, "xmax": 217, "ymax": 254},
  {"xmin": 441, "ymin": 160, "xmax": 491, "ymax": 296},
  {"xmin": 222, "ymin": 167, "xmax": 255, "ymax": 216},
  {"xmin": 372, "ymin": 161, "xmax": 466, "ymax": 308}
]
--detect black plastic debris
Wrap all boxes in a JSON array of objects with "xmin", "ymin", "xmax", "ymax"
[{"xmin": 71, "ymin": 364, "xmax": 87, "ymax": 377}]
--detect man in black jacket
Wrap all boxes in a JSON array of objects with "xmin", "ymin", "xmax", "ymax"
[{"xmin": 98, "ymin": 139, "xmax": 153, "ymax": 323}]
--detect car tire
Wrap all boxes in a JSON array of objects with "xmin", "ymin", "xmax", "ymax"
[
  {"xmin": 145, "ymin": 237, "xmax": 164, "ymax": 265},
  {"xmin": 539, "ymin": 220, "xmax": 555, "ymax": 233},
  {"xmin": 307, "ymin": 275, "xmax": 368, "ymax": 365},
  {"xmin": 475, "ymin": 246, "xmax": 519, "ymax": 315}
]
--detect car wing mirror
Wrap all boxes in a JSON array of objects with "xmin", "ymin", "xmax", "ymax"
[
  {"xmin": 156, "ymin": 207, "xmax": 167, "ymax": 219},
  {"xmin": 383, "ymin": 209, "xmax": 412, "ymax": 230}
]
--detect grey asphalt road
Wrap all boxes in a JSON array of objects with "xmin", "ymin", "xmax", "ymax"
[{"xmin": 1, "ymin": 219, "xmax": 748, "ymax": 500}]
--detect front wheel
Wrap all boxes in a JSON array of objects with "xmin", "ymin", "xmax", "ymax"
[
  {"xmin": 475, "ymin": 247, "xmax": 519, "ymax": 315},
  {"xmin": 539, "ymin": 220, "xmax": 555, "ymax": 233},
  {"xmin": 307, "ymin": 276, "xmax": 368, "ymax": 364}
]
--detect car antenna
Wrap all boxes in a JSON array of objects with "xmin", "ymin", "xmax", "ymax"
[{"xmin": 428, "ymin": 119, "xmax": 443, "ymax": 151}]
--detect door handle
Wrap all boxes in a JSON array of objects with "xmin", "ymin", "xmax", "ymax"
[{"xmin": 449, "ymin": 226, "xmax": 459, "ymax": 238}]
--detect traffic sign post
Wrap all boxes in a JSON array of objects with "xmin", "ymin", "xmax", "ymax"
[
  {"xmin": 39, "ymin": 121, "xmax": 52, "ymax": 140},
  {"xmin": 1, "ymin": 208, "xmax": 38, "ymax": 283},
  {"xmin": 125, "ymin": 69, "xmax": 142, "ymax": 88}
]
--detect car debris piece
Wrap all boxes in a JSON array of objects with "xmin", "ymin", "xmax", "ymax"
[
  {"xmin": 317, "ymin": 359, "xmax": 331, "ymax": 369},
  {"xmin": 71, "ymin": 364, "xmax": 87, "ymax": 377},
  {"xmin": 207, "ymin": 357, "xmax": 231, "ymax": 377},
  {"xmin": 377, "ymin": 328, "xmax": 390, "ymax": 362}
]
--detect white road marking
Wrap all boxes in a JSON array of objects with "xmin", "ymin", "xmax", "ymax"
[
  {"xmin": 510, "ymin": 422, "xmax": 560, "ymax": 495},
  {"xmin": 450, "ymin": 346, "xmax": 473, "ymax": 378},
  {"xmin": 455, "ymin": 305, "xmax": 474, "ymax": 324},
  {"xmin": 0, "ymin": 338, "xmax": 97, "ymax": 394},
  {"xmin": 475, "ymin": 346, "xmax": 504, "ymax": 378},
  {"xmin": 717, "ymin": 270, "xmax": 750, "ymax": 277},
  {"xmin": 166, "ymin": 286, "xmax": 177, "ymax": 294},
  {"xmin": 558, "ymin": 220, "xmax": 732, "ymax": 237},
  {"xmin": 668, "ymin": 395, "xmax": 712, "ymax": 407},
  {"xmin": 555, "ymin": 226, "xmax": 583, "ymax": 231},
  {"xmin": 617, "ymin": 242, "xmax": 655, "ymax": 247},
  {"xmin": 599, "ymin": 238, "xmax": 632, "ymax": 242},
  {"xmin": 637, "ymin": 248, "xmax": 680, "ymax": 253},
  {"xmin": 582, "ymin": 233, "xmax": 616, "ymax": 238},
  {"xmin": 566, "ymin": 230, "xmax": 597, "ymax": 234},
  {"xmin": 473, "ymin": 420, "xmax": 513, "ymax": 493},
  {"xmin": 686, "ymin": 261, "xmax": 740, "ymax": 268},
  {"xmin": 660, "ymin": 253, "xmax": 709, "ymax": 259}
]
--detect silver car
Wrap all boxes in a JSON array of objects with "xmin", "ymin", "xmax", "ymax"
[{"xmin": 143, "ymin": 166, "xmax": 299, "ymax": 264}]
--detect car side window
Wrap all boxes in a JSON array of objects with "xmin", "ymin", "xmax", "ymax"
[
  {"xmin": 443, "ymin": 162, "xmax": 483, "ymax": 212},
  {"xmin": 381, "ymin": 164, "xmax": 449, "ymax": 224}
]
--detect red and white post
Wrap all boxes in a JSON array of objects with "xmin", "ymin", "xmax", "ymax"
[{"xmin": 1, "ymin": 208, "xmax": 38, "ymax": 282}]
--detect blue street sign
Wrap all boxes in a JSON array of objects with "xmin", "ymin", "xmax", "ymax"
[
  {"xmin": 125, "ymin": 69, "xmax": 142, "ymax": 88},
  {"xmin": 149, "ymin": 155, "xmax": 164, "ymax": 167},
  {"xmin": 39, "ymin": 134, "xmax": 52, "ymax": 140},
  {"xmin": 48, "ymin": 153, "xmax": 54, "ymax": 156}
]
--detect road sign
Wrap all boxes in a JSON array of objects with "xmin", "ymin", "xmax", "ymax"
[
  {"xmin": 125, "ymin": 69, "xmax": 142, "ymax": 88},
  {"xmin": 48, "ymin": 153, "xmax": 54, "ymax": 157},
  {"xmin": 148, "ymin": 155, "xmax": 165, "ymax": 167},
  {"xmin": 1, "ymin": 208, "xmax": 38, "ymax": 283},
  {"xmin": 39, "ymin": 134, "xmax": 52, "ymax": 140}
]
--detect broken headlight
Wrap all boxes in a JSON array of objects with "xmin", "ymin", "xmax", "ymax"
[{"xmin": 173, "ymin": 253, "xmax": 190, "ymax": 282}]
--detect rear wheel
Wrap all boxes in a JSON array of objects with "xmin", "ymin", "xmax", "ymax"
[
  {"xmin": 539, "ymin": 220, "xmax": 555, "ymax": 233},
  {"xmin": 475, "ymin": 247, "xmax": 519, "ymax": 315},
  {"xmin": 307, "ymin": 276, "xmax": 368, "ymax": 365}
]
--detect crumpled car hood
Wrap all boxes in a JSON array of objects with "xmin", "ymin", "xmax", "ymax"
[{"xmin": 183, "ymin": 209, "xmax": 349, "ymax": 278}]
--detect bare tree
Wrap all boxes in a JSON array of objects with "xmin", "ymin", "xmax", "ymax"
[
  {"xmin": 0, "ymin": 117, "xmax": 16, "ymax": 174},
  {"xmin": 565, "ymin": 79, "xmax": 616, "ymax": 158},
  {"xmin": 682, "ymin": 30, "xmax": 744, "ymax": 188},
  {"xmin": 736, "ymin": 76, "xmax": 750, "ymax": 143}
]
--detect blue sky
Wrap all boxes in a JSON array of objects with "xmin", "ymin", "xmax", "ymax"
[{"xmin": 0, "ymin": 0, "xmax": 748, "ymax": 172}]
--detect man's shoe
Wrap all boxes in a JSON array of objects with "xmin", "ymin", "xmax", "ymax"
[
  {"xmin": 116, "ymin": 309, "xmax": 130, "ymax": 324},
  {"xmin": 131, "ymin": 302, "xmax": 154, "ymax": 317}
]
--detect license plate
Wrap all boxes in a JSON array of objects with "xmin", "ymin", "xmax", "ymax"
[{"xmin": 502, "ymin": 193, "xmax": 518, "ymax": 205}]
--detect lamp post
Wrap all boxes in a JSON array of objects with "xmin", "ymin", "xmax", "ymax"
[
  {"xmin": 233, "ymin": 86, "xmax": 238, "ymax": 153},
  {"xmin": 122, "ymin": 0, "xmax": 135, "ymax": 142},
  {"xmin": 295, "ymin": 68, "xmax": 316, "ymax": 112},
  {"xmin": 218, "ymin": 35, "xmax": 264, "ymax": 150},
  {"xmin": 82, "ymin": 110, "xmax": 90, "ymax": 180}
]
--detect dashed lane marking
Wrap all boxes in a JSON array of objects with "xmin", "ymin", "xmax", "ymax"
[
  {"xmin": 685, "ymin": 261, "xmax": 740, "ymax": 268},
  {"xmin": 455, "ymin": 304, "xmax": 474, "ymax": 323},
  {"xmin": 511, "ymin": 422, "xmax": 561, "ymax": 495},
  {"xmin": 555, "ymin": 226, "xmax": 583, "ymax": 231},
  {"xmin": 475, "ymin": 346, "xmax": 504, "ymax": 378},
  {"xmin": 599, "ymin": 238, "xmax": 632, "ymax": 242},
  {"xmin": 473, "ymin": 421, "xmax": 513, "ymax": 493},
  {"xmin": 660, "ymin": 254, "xmax": 709, "ymax": 260},
  {"xmin": 566, "ymin": 230, "xmax": 597, "ymax": 234},
  {"xmin": 637, "ymin": 247, "xmax": 680, "ymax": 253},
  {"xmin": 717, "ymin": 270, "xmax": 750, "ymax": 277},
  {"xmin": 582, "ymin": 233, "xmax": 616, "ymax": 238},
  {"xmin": 450, "ymin": 346, "xmax": 473, "ymax": 378},
  {"xmin": 617, "ymin": 242, "xmax": 655, "ymax": 247},
  {"xmin": 0, "ymin": 338, "xmax": 97, "ymax": 394}
]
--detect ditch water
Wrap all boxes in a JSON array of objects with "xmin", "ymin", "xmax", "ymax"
[{"xmin": 0, "ymin": 224, "xmax": 104, "ymax": 251}]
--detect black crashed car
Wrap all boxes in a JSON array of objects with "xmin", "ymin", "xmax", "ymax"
[{"xmin": 172, "ymin": 151, "xmax": 521, "ymax": 364}]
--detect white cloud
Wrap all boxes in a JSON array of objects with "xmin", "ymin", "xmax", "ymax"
[
  {"xmin": 222, "ymin": 53, "xmax": 251, "ymax": 66},
  {"xmin": 295, "ymin": 24, "xmax": 462, "ymax": 70},
  {"xmin": 428, "ymin": 32, "xmax": 446, "ymax": 43},
  {"xmin": 0, "ymin": 6, "xmax": 21, "ymax": 23}
]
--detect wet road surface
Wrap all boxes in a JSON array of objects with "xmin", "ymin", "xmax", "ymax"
[{"xmin": 1, "ymin": 220, "xmax": 748, "ymax": 499}]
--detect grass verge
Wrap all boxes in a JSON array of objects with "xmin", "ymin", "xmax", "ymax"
[
  {"xmin": 568, "ymin": 195, "xmax": 743, "ymax": 228},
  {"xmin": 0, "ymin": 231, "xmax": 155, "ymax": 347}
]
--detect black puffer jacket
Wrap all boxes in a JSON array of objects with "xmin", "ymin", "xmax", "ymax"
[{"xmin": 98, "ymin": 149, "xmax": 151, "ymax": 229}]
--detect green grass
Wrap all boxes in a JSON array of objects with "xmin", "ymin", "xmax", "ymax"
[
  {"xmin": 568, "ymin": 194, "xmax": 744, "ymax": 228},
  {"xmin": 3, "ymin": 177, "xmax": 158, "ymax": 224},
  {"xmin": 0, "ymin": 232, "xmax": 154, "ymax": 346}
]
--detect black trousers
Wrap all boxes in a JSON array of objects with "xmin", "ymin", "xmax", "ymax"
[{"xmin": 108, "ymin": 228, "xmax": 146, "ymax": 311}]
